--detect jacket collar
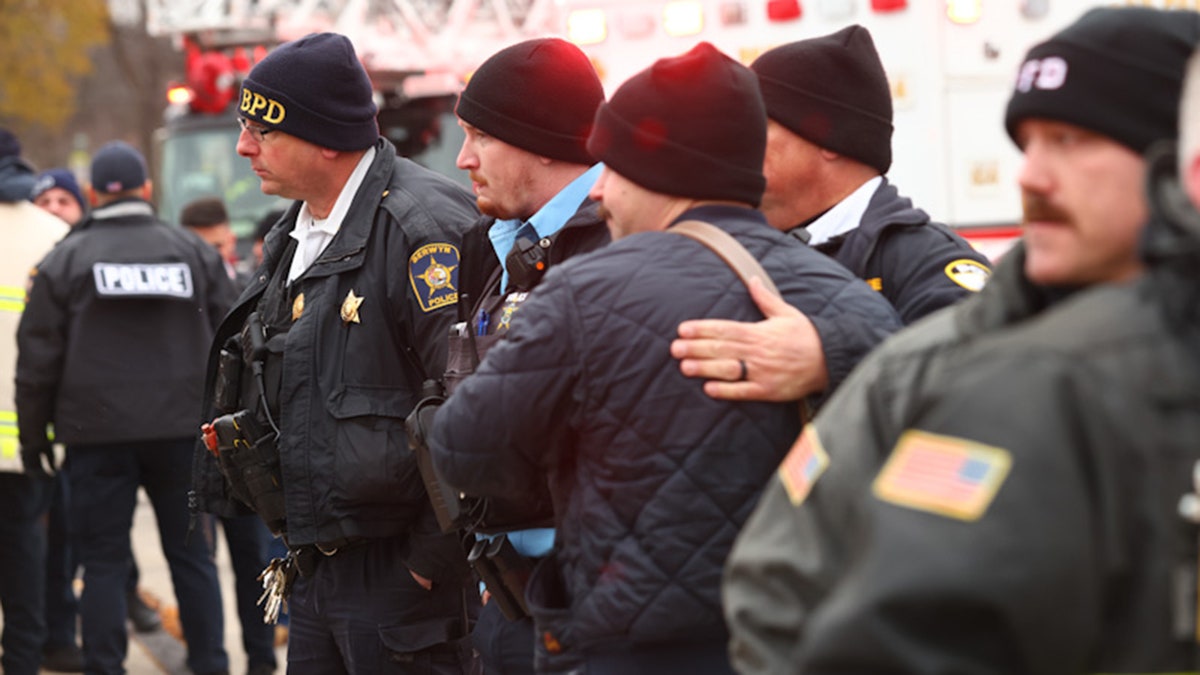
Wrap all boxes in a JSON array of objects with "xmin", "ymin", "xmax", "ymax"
[{"xmin": 259, "ymin": 138, "xmax": 397, "ymax": 279}]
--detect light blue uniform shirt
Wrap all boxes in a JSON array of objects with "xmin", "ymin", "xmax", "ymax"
[
  {"xmin": 487, "ymin": 163, "xmax": 603, "ymax": 294},
  {"xmin": 479, "ymin": 163, "xmax": 602, "ymax": 559}
]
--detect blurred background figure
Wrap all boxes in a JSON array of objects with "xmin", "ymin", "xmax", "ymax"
[
  {"xmin": 0, "ymin": 127, "xmax": 69, "ymax": 675},
  {"xmin": 250, "ymin": 206, "xmax": 286, "ymax": 269},
  {"xmin": 16, "ymin": 141, "xmax": 236, "ymax": 675},
  {"xmin": 181, "ymin": 196, "xmax": 249, "ymax": 287},
  {"xmin": 30, "ymin": 169, "xmax": 86, "ymax": 228}
]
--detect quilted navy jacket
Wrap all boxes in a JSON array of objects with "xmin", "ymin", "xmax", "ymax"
[{"xmin": 430, "ymin": 204, "xmax": 899, "ymax": 665}]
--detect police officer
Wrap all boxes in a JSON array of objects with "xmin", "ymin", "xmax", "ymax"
[
  {"xmin": 191, "ymin": 33, "xmax": 480, "ymax": 674},
  {"xmin": 669, "ymin": 26, "xmax": 992, "ymax": 404},
  {"xmin": 445, "ymin": 37, "xmax": 608, "ymax": 674},
  {"xmin": 0, "ymin": 128, "xmax": 68, "ymax": 675},
  {"xmin": 16, "ymin": 141, "xmax": 234, "ymax": 675},
  {"xmin": 430, "ymin": 43, "xmax": 900, "ymax": 674},
  {"xmin": 755, "ymin": 26, "xmax": 990, "ymax": 322},
  {"xmin": 722, "ymin": 8, "xmax": 1200, "ymax": 673}
]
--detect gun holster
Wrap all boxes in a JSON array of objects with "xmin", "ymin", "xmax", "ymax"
[
  {"xmin": 468, "ymin": 534, "xmax": 533, "ymax": 621},
  {"xmin": 211, "ymin": 410, "xmax": 286, "ymax": 535},
  {"xmin": 406, "ymin": 386, "xmax": 473, "ymax": 533}
]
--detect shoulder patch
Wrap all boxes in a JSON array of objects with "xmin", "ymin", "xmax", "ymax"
[
  {"xmin": 409, "ymin": 243, "xmax": 460, "ymax": 313},
  {"xmin": 92, "ymin": 262, "xmax": 194, "ymax": 299},
  {"xmin": 778, "ymin": 425, "xmax": 830, "ymax": 506},
  {"xmin": 873, "ymin": 430, "xmax": 1011, "ymax": 521},
  {"xmin": 944, "ymin": 259, "xmax": 990, "ymax": 292},
  {"xmin": 865, "ymin": 277, "xmax": 883, "ymax": 291}
]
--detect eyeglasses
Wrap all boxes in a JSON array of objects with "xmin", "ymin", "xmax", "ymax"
[{"xmin": 238, "ymin": 118, "xmax": 276, "ymax": 143}]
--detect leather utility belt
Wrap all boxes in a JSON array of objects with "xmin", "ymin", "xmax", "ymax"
[
  {"xmin": 255, "ymin": 536, "xmax": 370, "ymax": 624},
  {"xmin": 203, "ymin": 312, "xmax": 287, "ymax": 535}
]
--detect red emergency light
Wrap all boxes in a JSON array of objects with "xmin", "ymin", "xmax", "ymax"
[
  {"xmin": 186, "ymin": 47, "xmax": 237, "ymax": 114},
  {"xmin": 871, "ymin": 0, "xmax": 907, "ymax": 11},
  {"xmin": 766, "ymin": 0, "xmax": 801, "ymax": 22}
]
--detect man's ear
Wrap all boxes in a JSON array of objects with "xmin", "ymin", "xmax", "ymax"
[
  {"xmin": 87, "ymin": 185, "xmax": 98, "ymax": 207},
  {"xmin": 142, "ymin": 180, "xmax": 154, "ymax": 202}
]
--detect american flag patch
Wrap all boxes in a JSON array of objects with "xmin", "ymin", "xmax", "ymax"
[
  {"xmin": 872, "ymin": 430, "xmax": 1012, "ymax": 521},
  {"xmin": 778, "ymin": 425, "xmax": 829, "ymax": 506}
]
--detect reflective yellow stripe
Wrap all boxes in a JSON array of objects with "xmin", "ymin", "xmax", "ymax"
[
  {"xmin": 0, "ymin": 284, "xmax": 25, "ymax": 313},
  {"xmin": 0, "ymin": 413, "xmax": 16, "ymax": 460}
]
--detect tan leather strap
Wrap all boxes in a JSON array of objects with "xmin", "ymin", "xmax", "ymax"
[
  {"xmin": 669, "ymin": 219, "xmax": 812, "ymax": 423},
  {"xmin": 669, "ymin": 220, "xmax": 780, "ymax": 297}
]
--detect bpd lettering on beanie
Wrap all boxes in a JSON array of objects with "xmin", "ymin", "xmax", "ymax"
[
  {"xmin": 1005, "ymin": 6, "xmax": 1200, "ymax": 154},
  {"xmin": 587, "ymin": 42, "xmax": 767, "ymax": 206},
  {"xmin": 240, "ymin": 32, "xmax": 379, "ymax": 151},
  {"xmin": 455, "ymin": 38, "xmax": 604, "ymax": 165},
  {"xmin": 751, "ymin": 25, "xmax": 893, "ymax": 174}
]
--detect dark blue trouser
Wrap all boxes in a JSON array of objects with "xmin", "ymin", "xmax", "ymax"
[
  {"xmin": 286, "ymin": 536, "xmax": 476, "ymax": 675},
  {"xmin": 0, "ymin": 472, "xmax": 51, "ymax": 675},
  {"xmin": 473, "ymin": 600, "xmax": 534, "ymax": 675},
  {"xmin": 45, "ymin": 463, "xmax": 149, "ymax": 652},
  {"xmin": 217, "ymin": 514, "xmax": 277, "ymax": 671},
  {"xmin": 67, "ymin": 439, "xmax": 228, "ymax": 675},
  {"xmin": 44, "ymin": 468, "xmax": 79, "ymax": 651}
]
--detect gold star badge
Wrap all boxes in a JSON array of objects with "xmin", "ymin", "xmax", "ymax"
[
  {"xmin": 340, "ymin": 289, "xmax": 364, "ymax": 324},
  {"xmin": 292, "ymin": 293, "xmax": 305, "ymax": 321}
]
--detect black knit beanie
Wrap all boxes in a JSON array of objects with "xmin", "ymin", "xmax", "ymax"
[
  {"xmin": 587, "ymin": 42, "xmax": 767, "ymax": 206},
  {"xmin": 751, "ymin": 25, "xmax": 893, "ymax": 174},
  {"xmin": 240, "ymin": 33, "xmax": 379, "ymax": 151},
  {"xmin": 456, "ymin": 38, "xmax": 603, "ymax": 164},
  {"xmin": 0, "ymin": 128, "xmax": 19, "ymax": 159},
  {"xmin": 1005, "ymin": 7, "xmax": 1200, "ymax": 155}
]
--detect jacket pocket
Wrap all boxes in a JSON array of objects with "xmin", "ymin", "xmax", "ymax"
[
  {"xmin": 379, "ymin": 618, "xmax": 472, "ymax": 673},
  {"xmin": 527, "ymin": 553, "xmax": 583, "ymax": 673},
  {"xmin": 326, "ymin": 384, "xmax": 423, "ymax": 506}
]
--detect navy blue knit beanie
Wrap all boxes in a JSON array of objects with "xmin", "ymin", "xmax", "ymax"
[
  {"xmin": 587, "ymin": 42, "xmax": 767, "ymax": 206},
  {"xmin": 32, "ymin": 168, "xmax": 86, "ymax": 210},
  {"xmin": 751, "ymin": 25, "xmax": 893, "ymax": 174},
  {"xmin": 240, "ymin": 33, "xmax": 379, "ymax": 151},
  {"xmin": 456, "ymin": 38, "xmax": 604, "ymax": 165},
  {"xmin": 1005, "ymin": 7, "xmax": 1200, "ymax": 155},
  {"xmin": 91, "ymin": 142, "xmax": 147, "ymax": 194}
]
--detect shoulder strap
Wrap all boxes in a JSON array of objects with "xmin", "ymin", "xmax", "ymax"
[
  {"xmin": 669, "ymin": 220, "xmax": 780, "ymax": 297},
  {"xmin": 670, "ymin": 220, "xmax": 812, "ymax": 424}
]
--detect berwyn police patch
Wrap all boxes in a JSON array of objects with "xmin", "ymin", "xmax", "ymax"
[
  {"xmin": 92, "ymin": 262, "xmax": 194, "ymax": 299},
  {"xmin": 409, "ymin": 243, "xmax": 460, "ymax": 313}
]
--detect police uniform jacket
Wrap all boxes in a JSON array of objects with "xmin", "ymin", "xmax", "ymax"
[
  {"xmin": 192, "ymin": 139, "xmax": 477, "ymax": 581},
  {"xmin": 430, "ymin": 205, "xmax": 901, "ymax": 668},
  {"xmin": 16, "ymin": 198, "xmax": 236, "ymax": 450},
  {"xmin": 809, "ymin": 178, "xmax": 992, "ymax": 324},
  {"xmin": 0, "ymin": 157, "xmax": 68, "ymax": 471},
  {"xmin": 725, "ymin": 148, "xmax": 1200, "ymax": 674}
]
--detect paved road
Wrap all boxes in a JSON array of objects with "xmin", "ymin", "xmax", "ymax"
[{"xmin": 30, "ymin": 490, "xmax": 288, "ymax": 674}]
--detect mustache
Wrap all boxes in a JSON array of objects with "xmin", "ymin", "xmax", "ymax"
[
  {"xmin": 596, "ymin": 203, "xmax": 612, "ymax": 221},
  {"xmin": 1021, "ymin": 191, "xmax": 1073, "ymax": 225},
  {"xmin": 468, "ymin": 172, "xmax": 486, "ymax": 188}
]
